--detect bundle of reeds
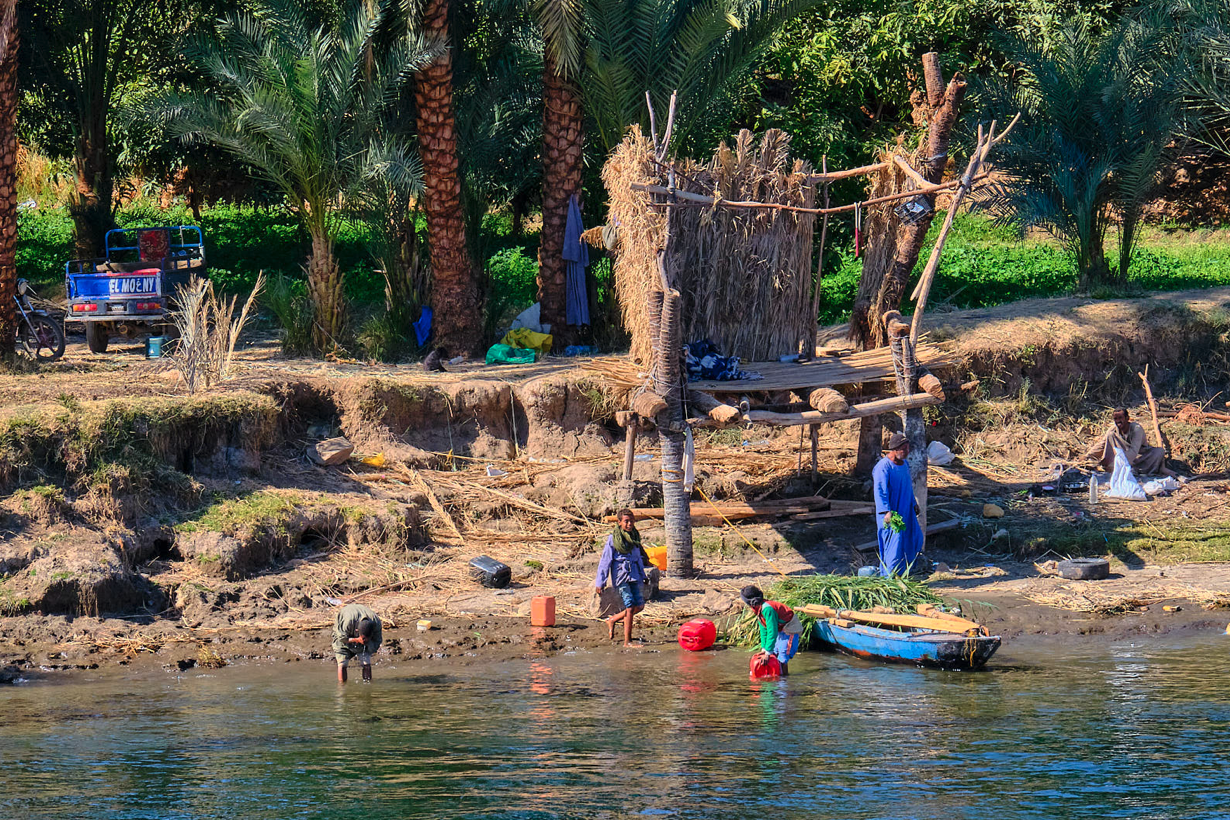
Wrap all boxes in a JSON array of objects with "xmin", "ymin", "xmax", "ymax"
[
  {"xmin": 603, "ymin": 127, "xmax": 818, "ymax": 364},
  {"xmin": 723, "ymin": 573, "xmax": 943, "ymax": 648}
]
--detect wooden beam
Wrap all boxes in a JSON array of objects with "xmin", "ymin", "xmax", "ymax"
[
  {"xmin": 687, "ymin": 389, "xmax": 742, "ymax": 424},
  {"xmin": 792, "ymin": 504, "xmax": 874, "ymax": 521},
  {"xmin": 744, "ymin": 392, "xmax": 940, "ymax": 428},
  {"xmin": 630, "ymin": 175, "xmax": 985, "ymax": 217},
  {"xmin": 892, "ymin": 154, "xmax": 930, "ymax": 190}
]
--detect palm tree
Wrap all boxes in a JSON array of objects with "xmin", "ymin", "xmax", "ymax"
[
  {"xmin": 159, "ymin": 0, "xmax": 435, "ymax": 352},
  {"xmin": 0, "ymin": 0, "xmax": 15, "ymax": 356},
  {"xmin": 532, "ymin": 0, "xmax": 816, "ymax": 334},
  {"xmin": 979, "ymin": 18, "xmax": 1180, "ymax": 288},
  {"xmin": 20, "ymin": 0, "xmax": 193, "ymax": 258},
  {"xmin": 414, "ymin": 0, "xmax": 484, "ymax": 355},
  {"xmin": 1172, "ymin": 0, "xmax": 1230, "ymax": 151}
]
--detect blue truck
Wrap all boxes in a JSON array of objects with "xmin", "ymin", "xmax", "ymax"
[{"xmin": 66, "ymin": 226, "xmax": 207, "ymax": 353}]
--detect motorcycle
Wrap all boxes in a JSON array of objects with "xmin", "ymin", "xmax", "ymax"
[{"xmin": 14, "ymin": 278, "xmax": 65, "ymax": 361}]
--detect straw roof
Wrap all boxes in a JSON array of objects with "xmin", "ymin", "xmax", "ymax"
[{"xmin": 604, "ymin": 127, "xmax": 818, "ymax": 363}]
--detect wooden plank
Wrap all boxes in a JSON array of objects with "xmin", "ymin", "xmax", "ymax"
[
  {"xmin": 745, "ymin": 393, "xmax": 940, "ymax": 428},
  {"xmin": 603, "ymin": 496, "xmax": 833, "ymax": 523},
  {"xmin": 798, "ymin": 604, "xmax": 980, "ymax": 633},
  {"xmin": 689, "ymin": 342, "xmax": 954, "ymax": 393},
  {"xmin": 792, "ymin": 505, "xmax": 874, "ymax": 521}
]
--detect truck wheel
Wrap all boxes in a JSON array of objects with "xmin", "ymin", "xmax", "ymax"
[{"xmin": 85, "ymin": 322, "xmax": 109, "ymax": 354}]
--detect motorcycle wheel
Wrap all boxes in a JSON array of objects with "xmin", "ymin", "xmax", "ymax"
[
  {"xmin": 85, "ymin": 321, "xmax": 109, "ymax": 354},
  {"xmin": 23, "ymin": 315, "xmax": 66, "ymax": 361}
]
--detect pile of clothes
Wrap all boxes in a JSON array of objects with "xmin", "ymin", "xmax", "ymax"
[{"xmin": 684, "ymin": 340, "xmax": 761, "ymax": 382}]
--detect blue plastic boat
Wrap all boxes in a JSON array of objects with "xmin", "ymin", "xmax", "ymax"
[{"xmin": 811, "ymin": 617, "xmax": 1001, "ymax": 671}]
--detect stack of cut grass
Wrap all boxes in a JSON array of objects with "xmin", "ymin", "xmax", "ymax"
[{"xmin": 723, "ymin": 574, "xmax": 944, "ymax": 649}]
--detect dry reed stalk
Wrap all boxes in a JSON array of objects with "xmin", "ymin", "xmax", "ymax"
[
  {"xmin": 604, "ymin": 127, "xmax": 817, "ymax": 363},
  {"xmin": 168, "ymin": 275, "xmax": 264, "ymax": 394}
]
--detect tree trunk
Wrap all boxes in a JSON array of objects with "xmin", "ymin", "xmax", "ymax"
[
  {"xmin": 414, "ymin": 0, "xmax": 482, "ymax": 354},
  {"xmin": 537, "ymin": 49, "xmax": 584, "ymax": 339},
  {"xmin": 656, "ymin": 288, "xmax": 693, "ymax": 576},
  {"xmin": 849, "ymin": 55, "xmax": 965, "ymax": 473},
  {"xmin": 306, "ymin": 231, "xmax": 344, "ymax": 352},
  {"xmin": 0, "ymin": 0, "xmax": 15, "ymax": 355},
  {"xmin": 1118, "ymin": 210, "xmax": 1137, "ymax": 283},
  {"xmin": 70, "ymin": 114, "xmax": 114, "ymax": 258}
]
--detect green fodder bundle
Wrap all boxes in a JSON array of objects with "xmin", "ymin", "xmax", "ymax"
[
  {"xmin": 603, "ymin": 127, "xmax": 818, "ymax": 364},
  {"xmin": 723, "ymin": 573, "xmax": 943, "ymax": 649}
]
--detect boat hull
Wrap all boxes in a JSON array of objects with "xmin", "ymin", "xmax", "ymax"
[{"xmin": 812, "ymin": 620, "xmax": 1001, "ymax": 671}]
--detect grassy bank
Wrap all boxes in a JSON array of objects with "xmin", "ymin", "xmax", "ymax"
[{"xmin": 816, "ymin": 216, "xmax": 1230, "ymax": 323}]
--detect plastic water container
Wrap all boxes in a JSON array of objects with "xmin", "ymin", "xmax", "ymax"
[
  {"xmin": 677, "ymin": 619, "xmax": 716, "ymax": 651},
  {"xmin": 146, "ymin": 336, "xmax": 165, "ymax": 358},
  {"xmin": 644, "ymin": 544, "xmax": 668, "ymax": 573},
  {"xmin": 531, "ymin": 596, "xmax": 556, "ymax": 627},
  {"xmin": 749, "ymin": 652, "xmax": 782, "ymax": 679},
  {"xmin": 469, "ymin": 555, "xmax": 511, "ymax": 589}
]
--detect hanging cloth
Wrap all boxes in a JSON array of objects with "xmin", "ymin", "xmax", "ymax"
[{"xmin": 563, "ymin": 193, "xmax": 591, "ymax": 326}]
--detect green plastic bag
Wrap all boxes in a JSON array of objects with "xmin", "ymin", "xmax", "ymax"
[{"xmin": 485, "ymin": 343, "xmax": 536, "ymax": 365}]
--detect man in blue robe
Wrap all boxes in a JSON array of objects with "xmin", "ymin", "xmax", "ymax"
[{"xmin": 872, "ymin": 432, "xmax": 925, "ymax": 576}]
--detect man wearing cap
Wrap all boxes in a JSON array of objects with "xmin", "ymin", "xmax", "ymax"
[
  {"xmin": 333, "ymin": 603, "xmax": 382, "ymax": 683},
  {"xmin": 872, "ymin": 432, "xmax": 924, "ymax": 576},
  {"xmin": 741, "ymin": 585, "xmax": 805, "ymax": 675}
]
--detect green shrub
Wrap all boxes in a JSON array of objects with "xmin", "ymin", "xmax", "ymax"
[
  {"xmin": 263, "ymin": 274, "xmax": 314, "ymax": 355},
  {"xmin": 485, "ymin": 246, "xmax": 539, "ymax": 336}
]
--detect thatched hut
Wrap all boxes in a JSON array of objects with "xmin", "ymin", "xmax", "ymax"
[{"xmin": 603, "ymin": 127, "xmax": 819, "ymax": 364}]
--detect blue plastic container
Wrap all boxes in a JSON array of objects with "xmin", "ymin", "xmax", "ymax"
[{"xmin": 146, "ymin": 336, "xmax": 165, "ymax": 358}]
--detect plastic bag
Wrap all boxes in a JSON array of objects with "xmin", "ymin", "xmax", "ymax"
[
  {"xmin": 485, "ymin": 343, "xmax": 536, "ymax": 366},
  {"xmin": 1104, "ymin": 447, "xmax": 1147, "ymax": 500},
  {"xmin": 1142, "ymin": 476, "xmax": 1180, "ymax": 496},
  {"xmin": 683, "ymin": 427, "xmax": 695, "ymax": 494},
  {"xmin": 926, "ymin": 440, "xmax": 955, "ymax": 466},
  {"xmin": 500, "ymin": 327, "xmax": 553, "ymax": 356}
]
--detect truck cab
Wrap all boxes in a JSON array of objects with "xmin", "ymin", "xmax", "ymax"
[{"xmin": 66, "ymin": 225, "xmax": 206, "ymax": 353}]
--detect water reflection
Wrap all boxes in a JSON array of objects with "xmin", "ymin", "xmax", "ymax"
[{"xmin": 0, "ymin": 636, "xmax": 1228, "ymax": 819}]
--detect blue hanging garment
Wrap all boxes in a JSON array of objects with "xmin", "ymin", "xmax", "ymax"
[
  {"xmin": 413, "ymin": 306, "xmax": 433, "ymax": 347},
  {"xmin": 563, "ymin": 194, "xmax": 590, "ymax": 326}
]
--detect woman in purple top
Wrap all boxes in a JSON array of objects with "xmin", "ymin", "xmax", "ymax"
[{"xmin": 594, "ymin": 509, "xmax": 649, "ymax": 646}]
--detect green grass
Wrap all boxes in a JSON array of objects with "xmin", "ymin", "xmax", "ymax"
[
  {"xmin": 724, "ymin": 573, "xmax": 943, "ymax": 648},
  {"xmin": 816, "ymin": 215, "xmax": 1230, "ymax": 323},
  {"xmin": 174, "ymin": 490, "xmax": 300, "ymax": 535}
]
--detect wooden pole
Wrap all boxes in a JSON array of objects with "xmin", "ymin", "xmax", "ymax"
[
  {"xmin": 909, "ymin": 113, "xmax": 1020, "ymax": 346},
  {"xmin": 622, "ymin": 417, "xmax": 639, "ymax": 481},
  {"xmin": 1138, "ymin": 365, "xmax": 1170, "ymax": 458},
  {"xmin": 810, "ymin": 424, "xmax": 819, "ymax": 487}
]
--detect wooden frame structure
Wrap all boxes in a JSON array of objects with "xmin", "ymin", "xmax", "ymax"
[{"xmin": 615, "ymin": 82, "xmax": 1019, "ymax": 575}]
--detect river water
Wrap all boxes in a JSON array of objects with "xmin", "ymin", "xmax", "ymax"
[{"xmin": 1, "ymin": 634, "xmax": 1228, "ymax": 819}]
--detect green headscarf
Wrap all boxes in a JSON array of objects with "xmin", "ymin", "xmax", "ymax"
[{"xmin": 611, "ymin": 522, "xmax": 642, "ymax": 556}]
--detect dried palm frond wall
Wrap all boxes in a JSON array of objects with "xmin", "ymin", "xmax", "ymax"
[
  {"xmin": 604, "ymin": 126, "xmax": 818, "ymax": 364},
  {"xmin": 848, "ymin": 145, "xmax": 909, "ymax": 350}
]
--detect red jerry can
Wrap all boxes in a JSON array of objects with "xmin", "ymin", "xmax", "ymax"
[
  {"xmin": 677, "ymin": 618, "xmax": 717, "ymax": 652},
  {"xmin": 749, "ymin": 651, "xmax": 782, "ymax": 679}
]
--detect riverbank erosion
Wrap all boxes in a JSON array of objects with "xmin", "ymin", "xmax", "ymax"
[{"xmin": 2, "ymin": 286, "xmax": 1230, "ymax": 678}]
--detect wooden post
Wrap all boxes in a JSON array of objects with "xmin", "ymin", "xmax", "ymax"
[
  {"xmin": 622, "ymin": 417, "xmax": 639, "ymax": 481},
  {"xmin": 657, "ymin": 286, "xmax": 693, "ymax": 576},
  {"xmin": 887, "ymin": 317, "xmax": 928, "ymax": 544},
  {"xmin": 1138, "ymin": 365, "xmax": 1170, "ymax": 458},
  {"xmin": 810, "ymin": 425, "xmax": 819, "ymax": 487}
]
